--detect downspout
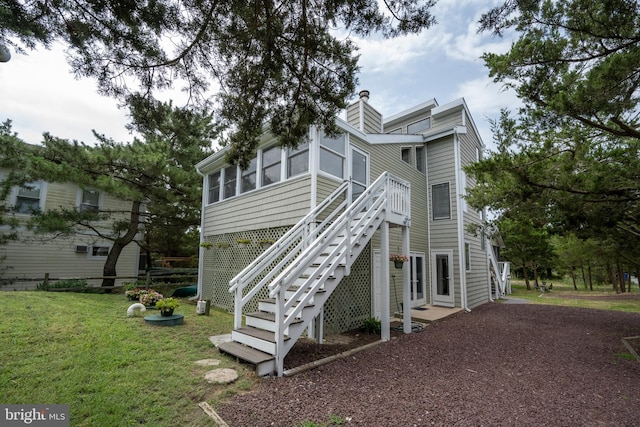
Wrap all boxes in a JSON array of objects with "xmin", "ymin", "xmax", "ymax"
[
  {"xmin": 195, "ymin": 168, "xmax": 207, "ymax": 300},
  {"xmin": 453, "ymin": 128, "xmax": 469, "ymax": 312}
]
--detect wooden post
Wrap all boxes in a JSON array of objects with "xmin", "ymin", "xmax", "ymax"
[
  {"xmin": 380, "ymin": 221, "xmax": 390, "ymax": 341},
  {"xmin": 402, "ymin": 225, "xmax": 411, "ymax": 334}
]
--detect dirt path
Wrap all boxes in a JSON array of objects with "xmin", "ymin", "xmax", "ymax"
[{"xmin": 216, "ymin": 303, "xmax": 640, "ymax": 427}]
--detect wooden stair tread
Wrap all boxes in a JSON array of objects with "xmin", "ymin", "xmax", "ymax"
[
  {"xmin": 218, "ymin": 341, "xmax": 274, "ymax": 364},
  {"xmin": 236, "ymin": 326, "xmax": 290, "ymax": 342},
  {"xmin": 247, "ymin": 311, "xmax": 304, "ymax": 323}
]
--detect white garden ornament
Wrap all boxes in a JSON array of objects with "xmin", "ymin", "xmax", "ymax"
[{"xmin": 127, "ymin": 303, "xmax": 146, "ymax": 317}]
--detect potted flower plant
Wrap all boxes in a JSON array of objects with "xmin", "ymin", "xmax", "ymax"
[
  {"xmin": 155, "ymin": 297, "xmax": 180, "ymax": 317},
  {"xmin": 389, "ymin": 253, "xmax": 409, "ymax": 269},
  {"xmin": 125, "ymin": 287, "xmax": 144, "ymax": 301},
  {"xmin": 140, "ymin": 290, "xmax": 163, "ymax": 307}
]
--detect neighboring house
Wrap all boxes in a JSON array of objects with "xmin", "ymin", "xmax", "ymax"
[
  {"xmin": 195, "ymin": 91, "xmax": 509, "ymax": 376},
  {"xmin": 0, "ymin": 172, "xmax": 141, "ymax": 290}
]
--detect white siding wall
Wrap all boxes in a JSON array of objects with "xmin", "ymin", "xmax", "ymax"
[{"xmin": 1, "ymin": 180, "xmax": 140, "ymax": 290}]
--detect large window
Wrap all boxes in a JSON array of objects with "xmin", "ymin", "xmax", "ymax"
[
  {"xmin": 223, "ymin": 165, "xmax": 237, "ymax": 199},
  {"xmin": 241, "ymin": 157, "xmax": 257, "ymax": 193},
  {"xmin": 287, "ymin": 141, "xmax": 309, "ymax": 178},
  {"xmin": 262, "ymin": 146, "xmax": 281, "ymax": 185},
  {"xmin": 208, "ymin": 171, "xmax": 221, "ymax": 203},
  {"xmin": 319, "ymin": 131, "xmax": 345, "ymax": 178},
  {"xmin": 432, "ymin": 182, "xmax": 451, "ymax": 220},
  {"xmin": 407, "ymin": 117, "xmax": 430, "ymax": 134},
  {"xmin": 80, "ymin": 189, "xmax": 100, "ymax": 212},
  {"xmin": 15, "ymin": 182, "xmax": 41, "ymax": 214}
]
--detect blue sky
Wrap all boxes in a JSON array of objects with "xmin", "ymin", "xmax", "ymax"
[{"xmin": 0, "ymin": 0, "xmax": 519, "ymax": 152}]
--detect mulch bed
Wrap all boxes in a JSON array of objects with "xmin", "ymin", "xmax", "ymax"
[{"xmin": 216, "ymin": 302, "xmax": 640, "ymax": 427}]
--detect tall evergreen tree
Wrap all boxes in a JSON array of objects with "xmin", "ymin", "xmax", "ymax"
[
  {"xmin": 1, "ymin": 0, "xmax": 437, "ymax": 167},
  {"xmin": 4, "ymin": 99, "xmax": 217, "ymax": 287},
  {"xmin": 466, "ymin": 0, "xmax": 640, "ymax": 245}
]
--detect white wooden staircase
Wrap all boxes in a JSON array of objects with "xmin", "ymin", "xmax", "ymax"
[
  {"xmin": 488, "ymin": 245, "xmax": 511, "ymax": 300},
  {"xmin": 218, "ymin": 172, "xmax": 410, "ymax": 376}
]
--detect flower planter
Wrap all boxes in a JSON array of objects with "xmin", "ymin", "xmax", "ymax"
[
  {"xmin": 394, "ymin": 261, "xmax": 404, "ymax": 269},
  {"xmin": 160, "ymin": 308, "xmax": 174, "ymax": 317}
]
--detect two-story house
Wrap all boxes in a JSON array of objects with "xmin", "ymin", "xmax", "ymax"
[
  {"xmin": 195, "ymin": 91, "xmax": 507, "ymax": 376},
  {"xmin": 0, "ymin": 171, "xmax": 141, "ymax": 290}
]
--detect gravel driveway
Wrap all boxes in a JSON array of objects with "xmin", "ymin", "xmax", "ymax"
[{"xmin": 216, "ymin": 303, "xmax": 640, "ymax": 427}]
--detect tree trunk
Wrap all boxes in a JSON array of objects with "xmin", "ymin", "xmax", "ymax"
[
  {"xmin": 523, "ymin": 264, "xmax": 531, "ymax": 290},
  {"xmin": 570, "ymin": 267, "xmax": 577, "ymax": 290},
  {"xmin": 608, "ymin": 263, "xmax": 620, "ymax": 294},
  {"xmin": 617, "ymin": 261, "xmax": 625, "ymax": 293},
  {"xmin": 102, "ymin": 241, "xmax": 126, "ymax": 287},
  {"xmin": 533, "ymin": 265, "xmax": 540, "ymax": 289},
  {"xmin": 580, "ymin": 265, "xmax": 587, "ymax": 289},
  {"xmin": 101, "ymin": 200, "xmax": 143, "ymax": 287},
  {"xmin": 587, "ymin": 262, "xmax": 593, "ymax": 291}
]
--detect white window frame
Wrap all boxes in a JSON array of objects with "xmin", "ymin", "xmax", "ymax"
[
  {"xmin": 241, "ymin": 156, "xmax": 258, "ymax": 193},
  {"xmin": 407, "ymin": 117, "xmax": 431, "ymax": 134},
  {"xmin": 287, "ymin": 141, "xmax": 309, "ymax": 178},
  {"xmin": 88, "ymin": 245, "xmax": 110, "ymax": 259},
  {"xmin": 401, "ymin": 147, "xmax": 412, "ymax": 166},
  {"xmin": 77, "ymin": 188, "xmax": 101, "ymax": 213},
  {"xmin": 415, "ymin": 146, "xmax": 425, "ymax": 174},
  {"xmin": 318, "ymin": 130, "xmax": 346, "ymax": 180},
  {"xmin": 12, "ymin": 181, "xmax": 46, "ymax": 215},
  {"xmin": 432, "ymin": 182, "xmax": 451, "ymax": 220},
  {"xmin": 261, "ymin": 145, "xmax": 283, "ymax": 187},
  {"xmin": 207, "ymin": 171, "xmax": 221, "ymax": 204}
]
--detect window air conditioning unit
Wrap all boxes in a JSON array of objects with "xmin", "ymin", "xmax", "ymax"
[{"xmin": 75, "ymin": 245, "xmax": 88, "ymax": 253}]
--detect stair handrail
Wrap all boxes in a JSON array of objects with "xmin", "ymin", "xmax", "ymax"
[
  {"xmin": 281, "ymin": 195, "xmax": 387, "ymax": 328},
  {"xmin": 228, "ymin": 180, "xmax": 350, "ymax": 328},
  {"xmin": 268, "ymin": 172, "xmax": 408, "ymax": 310},
  {"xmin": 269, "ymin": 172, "xmax": 409, "ymax": 374},
  {"xmin": 488, "ymin": 245, "xmax": 508, "ymax": 298}
]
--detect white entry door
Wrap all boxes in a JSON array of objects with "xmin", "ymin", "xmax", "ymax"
[
  {"xmin": 431, "ymin": 250, "xmax": 454, "ymax": 307},
  {"xmin": 373, "ymin": 250, "xmax": 426, "ymax": 317}
]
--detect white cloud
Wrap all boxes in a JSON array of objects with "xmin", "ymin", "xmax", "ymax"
[
  {"xmin": 0, "ymin": 46, "xmax": 131, "ymax": 145},
  {"xmin": 453, "ymin": 76, "xmax": 522, "ymax": 150}
]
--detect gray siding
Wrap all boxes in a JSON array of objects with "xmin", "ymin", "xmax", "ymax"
[
  {"xmin": 346, "ymin": 101, "xmax": 383, "ymax": 134},
  {"xmin": 202, "ymin": 175, "xmax": 312, "ymax": 235},
  {"xmin": 359, "ymin": 137, "xmax": 430, "ymax": 312},
  {"xmin": 427, "ymin": 137, "xmax": 461, "ymax": 305},
  {"xmin": 432, "ymin": 109, "xmax": 462, "ymax": 133},
  {"xmin": 459, "ymin": 114, "xmax": 490, "ymax": 308}
]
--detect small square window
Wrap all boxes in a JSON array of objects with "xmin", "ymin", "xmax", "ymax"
[
  {"xmin": 80, "ymin": 189, "xmax": 100, "ymax": 212},
  {"xmin": 90, "ymin": 246, "xmax": 110, "ymax": 258}
]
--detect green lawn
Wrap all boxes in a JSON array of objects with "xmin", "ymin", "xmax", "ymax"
[
  {"xmin": 507, "ymin": 279, "xmax": 640, "ymax": 313},
  {"xmin": 0, "ymin": 291, "xmax": 257, "ymax": 426}
]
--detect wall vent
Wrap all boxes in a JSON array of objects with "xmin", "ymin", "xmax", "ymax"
[{"xmin": 75, "ymin": 245, "xmax": 88, "ymax": 253}]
